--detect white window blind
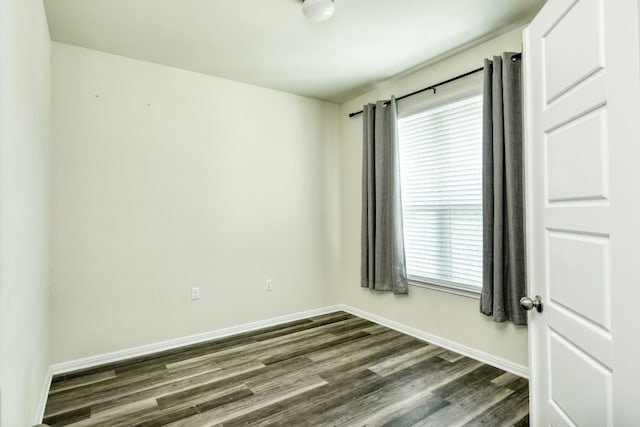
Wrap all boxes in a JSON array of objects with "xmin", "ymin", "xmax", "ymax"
[{"xmin": 398, "ymin": 94, "xmax": 483, "ymax": 290}]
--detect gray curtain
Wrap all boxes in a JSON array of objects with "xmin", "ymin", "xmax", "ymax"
[
  {"xmin": 361, "ymin": 97, "xmax": 408, "ymax": 295},
  {"xmin": 480, "ymin": 53, "xmax": 527, "ymax": 325}
]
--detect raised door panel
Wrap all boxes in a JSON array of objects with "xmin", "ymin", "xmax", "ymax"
[{"xmin": 525, "ymin": 0, "xmax": 616, "ymax": 425}]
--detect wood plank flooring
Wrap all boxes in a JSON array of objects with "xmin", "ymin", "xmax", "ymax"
[{"xmin": 43, "ymin": 312, "xmax": 529, "ymax": 426}]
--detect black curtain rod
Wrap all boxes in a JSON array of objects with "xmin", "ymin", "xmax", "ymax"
[{"xmin": 348, "ymin": 52, "xmax": 522, "ymax": 118}]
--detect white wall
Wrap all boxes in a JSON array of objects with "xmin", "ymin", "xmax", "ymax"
[
  {"xmin": 50, "ymin": 27, "xmax": 530, "ymax": 371},
  {"xmin": 0, "ymin": 0, "xmax": 51, "ymax": 425},
  {"xmin": 50, "ymin": 43, "xmax": 340, "ymax": 363},
  {"xmin": 336, "ymin": 27, "xmax": 529, "ymax": 367}
]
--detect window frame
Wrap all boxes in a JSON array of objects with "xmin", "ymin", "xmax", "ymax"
[{"xmin": 397, "ymin": 79, "xmax": 484, "ymax": 299}]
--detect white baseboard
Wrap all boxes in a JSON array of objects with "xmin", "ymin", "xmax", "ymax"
[
  {"xmin": 34, "ymin": 366, "xmax": 52, "ymax": 425},
  {"xmin": 51, "ymin": 305, "xmax": 342, "ymax": 375},
  {"xmin": 49, "ymin": 303, "xmax": 527, "ymax": 382},
  {"xmin": 337, "ymin": 304, "xmax": 529, "ymax": 379}
]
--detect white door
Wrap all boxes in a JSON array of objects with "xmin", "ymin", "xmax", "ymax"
[{"xmin": 524, "ymin": 0, "xmax": 640, "ymax": 425}]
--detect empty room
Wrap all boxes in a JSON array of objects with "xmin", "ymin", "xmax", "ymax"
[{"xmin": 1, "ymin": 0, "xmax": 639, "ymax": 426}]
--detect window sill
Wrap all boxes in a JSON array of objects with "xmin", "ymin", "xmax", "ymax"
[{"xmin": 407, "ymin": 279, "xmax": 481, "ymax": 300}]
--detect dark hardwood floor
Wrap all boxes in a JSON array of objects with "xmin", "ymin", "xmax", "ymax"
[{"xmin": 43, "ymin": 311, "xmax": 529, "ymax": 426}]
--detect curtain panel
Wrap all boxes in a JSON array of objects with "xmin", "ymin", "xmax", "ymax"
[
  {"xmin": 481, "ymin": 53, "xmax": 527, "ymax": 325},
  {"xmin": 361, "ymin": 97, "xmax": 408, "ymax": 295}
]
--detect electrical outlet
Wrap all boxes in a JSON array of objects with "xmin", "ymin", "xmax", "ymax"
[
  {"xmin": 265, "ymin": 279, "xmax": 272, "ymax": 291},
  {"xmin": 191, "ymin": 287, "xmax": 201, "ymax": 300}
]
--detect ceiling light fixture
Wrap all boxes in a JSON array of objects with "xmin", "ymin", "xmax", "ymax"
[{"xmin": 302, "ymin": 0, "xmax": 335, "ymax": 22}]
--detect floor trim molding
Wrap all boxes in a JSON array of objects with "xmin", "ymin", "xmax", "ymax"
[
  {"xmin": 49, "ymin": 303, "xmax": 528, "ymax": 381},
  {"xmin": 337, "ymin": 304, "xmax": 529, "ymax": 379},
  {"xmin": 34, "ymin": 366, "xmax": 52, "ymax": 425},
  {"xmin": 50, "ymin": 305, "xmax": 342, "ymax": 376}
]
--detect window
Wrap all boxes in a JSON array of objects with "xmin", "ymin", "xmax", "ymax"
[{"xmin": 398, "ymin": 94, "xmax": 483, "ymax": 293}]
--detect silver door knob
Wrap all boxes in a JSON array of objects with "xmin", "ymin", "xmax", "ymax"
[{"xmin": 520, "ymin": 295, "xmax": 543, "ymax": 312}]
